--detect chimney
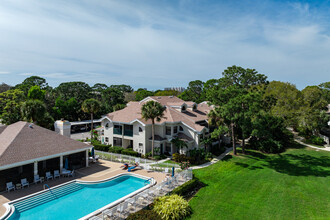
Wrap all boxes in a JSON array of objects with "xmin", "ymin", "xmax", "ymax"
[{"xmin": 54, "ymin": 119, "xmax": 71, "ymax": 137}]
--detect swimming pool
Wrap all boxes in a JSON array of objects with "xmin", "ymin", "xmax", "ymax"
[{"xmin": 3, "ymin": 174, "xmax": 154, "ymax": 220}]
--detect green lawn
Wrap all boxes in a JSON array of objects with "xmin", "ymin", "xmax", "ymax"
[{"xmin": 188, "ymin": 146, "xmax": 330, "ymax": 220}]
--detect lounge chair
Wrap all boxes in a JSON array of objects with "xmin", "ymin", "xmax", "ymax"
[
  {"xmin": 102, "ymin": 207, "xmax": 116, "ymax": 219},
  {"xmin": 54, "ymin": 170, "xmax": 60, "ymax": 179},
  {"xmin": 116, "ymin": 202, "xmax": 129, "ymax": 218},
  {"xmin": 46, "ymin": 172, "xmax": 53, "ymax": 180},
  {"xmin": 68, "ymin": 170, "xmax": 75, "ymax": 177},
  {"xmin": 6, "ymin": 182, "xmax": 15, "ymax": 192},
  {"xmin": 34, "ymin": 175, "xmax": 41, "ymax": 184},
  {"xmin": 21, "ymin": 178, "xmax": 29, "ymax": 188},
  {"xmin": 164, "ymin": 167, "xmax": 169, "ymax": 174}
]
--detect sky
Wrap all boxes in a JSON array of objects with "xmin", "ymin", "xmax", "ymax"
[{"xmin": 0, "ymin": 0, "xmax": 329, "ymax": 90}]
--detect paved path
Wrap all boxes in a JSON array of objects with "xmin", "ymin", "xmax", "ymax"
[
  {"xmin": 191, "ymin": 147, "xmax": 233, "ymax": 170},
  {"xmin": 295, "ymin": 139, "xmax": 330, "ymax": 152}
]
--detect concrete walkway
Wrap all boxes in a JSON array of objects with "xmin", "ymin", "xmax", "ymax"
[
  {"xmin": 295, "ymin": 139, "xmax": 330, "ymax": 152},
  {"xmin": 191, "ymin": 147, "xmax": 233, "ymax": 170}
]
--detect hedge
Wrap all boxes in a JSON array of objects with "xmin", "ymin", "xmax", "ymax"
[
  {"xmin": 93, "ymin": 143, "xmax": 110, "ymax": 152},
  {"xmin": 171, "ymin": 178, "xmax": 199, "ymax": 196}
]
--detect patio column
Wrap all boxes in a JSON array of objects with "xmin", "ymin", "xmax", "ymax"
[
  {"xmin": 171, "ymin": 143, "xmax": 173, "ymax": 155},
  {"xmin": 60, "ymin": 155, "xmax": 63, "ymax": 173},
  {"xmin": 85, "ymin": 149, "xmax": 89, "ymax": 167},
  {"xmin": 34, "ymin": 161, "xmax": 38, "ymax": 175}
]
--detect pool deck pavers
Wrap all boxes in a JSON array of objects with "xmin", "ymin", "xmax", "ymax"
[{"xmin": 0, "ymin": 159, "xmax": 166, "ymax": 217}]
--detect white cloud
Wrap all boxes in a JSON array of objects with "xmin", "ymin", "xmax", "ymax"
[{"xmin": 0, "ymin": 0, "xmax": 329, "ymax": 89}]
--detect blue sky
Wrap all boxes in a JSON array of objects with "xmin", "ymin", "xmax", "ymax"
[{"xmin": 0, "ymin": 0, "xmax": 329, "ymax": 90}]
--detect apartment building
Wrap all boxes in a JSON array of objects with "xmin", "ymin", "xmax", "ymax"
[{"xmin": 100, "ymin": 96, "xmax": 212, "ymax": 155}]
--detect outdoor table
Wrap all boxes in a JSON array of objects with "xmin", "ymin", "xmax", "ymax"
[
  {"xmin": 16, "ymin": 183, "xmax": 21, "ymax": 190},
  {"xmin": 61, "ymin": 170, "xmax": 71, "ymax": 177}
]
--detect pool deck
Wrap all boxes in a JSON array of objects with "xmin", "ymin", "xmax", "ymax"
[{"xmin": 0, "ymin": 159, "xmax": 167, "ymax": 217}]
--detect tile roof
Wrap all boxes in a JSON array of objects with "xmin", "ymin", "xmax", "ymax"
[
  {"xmin": 106, "ymin": 96, "xmax": 212, "ymax": 132},
  {"xmin": 0, "ymin": 121, "xmax": 91, "ymax": 167}
]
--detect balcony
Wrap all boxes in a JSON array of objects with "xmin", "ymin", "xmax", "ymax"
[
  {"xmin": 113, "ymin": 128, "xmax": 122, "ymax": 135},
  {"xmin": 124, "ymin": 129, "xmax": 133, "ymax": 137}
]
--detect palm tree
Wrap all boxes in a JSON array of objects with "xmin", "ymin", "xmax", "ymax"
[
  {"xmin": 141, "ymin": 101, "xmax": 165, "ymax": 157},
  {"xmin": 82, "ymin": 98, "xmax": 101, "ymax": 140},
  {"xmin": 21, "ymin": 99, "xmax": 47, "ymax": 123},
  {"xmin": 171, "ymin": 137, "xmax": 188, "ymax": 154}
]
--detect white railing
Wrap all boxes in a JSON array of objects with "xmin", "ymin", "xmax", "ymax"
[
  {"xmin": 95, "ymin": 150, "xmax": 154, "ymax": 164},
  {"xmin": 95, "ymin": 150, "xmax": 181, "ymax": 172}
]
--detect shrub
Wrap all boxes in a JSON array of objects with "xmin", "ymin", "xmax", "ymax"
[
  {"xmin": 108, "ymin": 146, "xmax": 123, "ymax": 154},
  {"xmin": 145, "ymin": 152, "xmax": 152, "ymax": 159},
  {"xmin": 173, "ymin": 153, "xmax": 187, "ymax": 162},
  {"xmin": 93, "ymin": 143, "xmax": 110, "ymax": 152},
  {"xmin": 153, "ymin": 194, "xmax": 191, "ymax": 220},
  {"xmin": 171, "ymin": 178, "xmax": 199, "ymax": 196},
  {"xmin": 127, "ymin": 209, "xmax": 160, "ymax": 220},
  {"xmin": 154, "ymin": 155, "xmax": 161, "ymax": 160},
  {"xmin": 306, "ymin": 136, "xmax": 325, "ymax": 146},
  {"xmin": 179, "ymin": 161, "xmax": 190, "ymax": 170},
  {"xmin": 121, "ymin": 149, "xmax": 139, "ymax": 157}
]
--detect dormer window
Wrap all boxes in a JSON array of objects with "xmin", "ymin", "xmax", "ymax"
[
  {"xmin": 139, "ymin": 127, "xmax": 143, "ymax": 132},
  {"xmin": 105, "ymin": 123, "xmax": 109, "ymax": 128},
  {"xmin": 193, "ymin": 104, "xmax": 197, "ymax": 111},
  {"xmin": 181, "ymin": 104, "xmax": 187, "ymax": 112},
  {"xmin": 179, "ymin": 126, "xmax": 184, "ymax": 131}
]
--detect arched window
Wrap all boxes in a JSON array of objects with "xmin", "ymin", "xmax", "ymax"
[
  {"xmin": 179, "ymin": 126, "xmax": 184, "ymax": 131},
  {"xmin": 139, "ymin": 127, "xmax": 143, "ymax": 132},
  {"xmin": 181, "ymin": 105, "xmax": 186, "ymax": 111}
]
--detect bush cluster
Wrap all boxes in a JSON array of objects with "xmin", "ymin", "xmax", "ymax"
[
  {"xmin": 305, "ymin": 135, "xmax": 325, "ymax": 146},
  {"xmin": 121, "ymin": 148, "xmax": 140, "ymax": 157},
  {"xmin": 171, "ymin": 178, "xmax": 199, "ymax": 196},
  {"xmin": 153, "ymin": 194, "xmax": 191, "ymax": 220},
  {"xmin": 93, "ymin": 143, "xmax": 111, "ymax": 152},
  {"xmin": 108, "ymin": 146, "xmax": 124, "ymax": 153}
]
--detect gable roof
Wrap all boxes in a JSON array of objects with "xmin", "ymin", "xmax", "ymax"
[
  {"xmin": 106, "ymin": 96, "xmax": 212, "ymax": 132},
  {"xmin": 0, "ymin": 121, "xmax": 91, "ymax": 168}
]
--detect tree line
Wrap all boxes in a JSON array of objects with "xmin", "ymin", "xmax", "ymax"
[{"xmin": 180, "ymin": 66, "xmax": 330, "ymax": 153}]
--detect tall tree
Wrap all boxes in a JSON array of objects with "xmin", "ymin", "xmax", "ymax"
[
  {"xmin": 206, "ymin": 66, "xmax": 267, "ymax": 155},
  {"xmin": 179, "ymin": 80, "xmax": 205, "ymax": 103},
  {"xmin": 135, "ymin": 89, "xmax": 154, "ymax": 101},
  {"xmin": 141, "ymin": 101, "xmax": 166, "ymax": 157},
  {"xmin": 28, "ymin": 85, "xmax": 45, "ymax": 100},
  {"xmin": 0, "ymin": 89, "xmax": 25, "ymax": 124},
  {"xmin": 110, "ymin": 84, "xmax": 133, "ymax": 93},
  {"xmin": 82, "ymin": 98, "xmax": 101, "ymax": 140},
  {"xmin": 16, "ymin": 76, "xmax": 50, "ymax": 95},
  {"xmin": 21, "ymin": 99, "xmax": 47, "ymax": 123},
  {"xmin": 0, "ymin": 83, "xmax": 12, "ymax": 93}
]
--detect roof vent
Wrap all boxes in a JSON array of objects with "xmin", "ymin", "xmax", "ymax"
[
  {"xmin": 29, "ymin": 124, "xmax": 34, "ymax": 129},
  {"xmin": 157, "ymin": 97, "xmax": 161, "ymax": 99},
  {"xmin": 169, "ymin": 96, "xmax": 173, "ymax": 98}
]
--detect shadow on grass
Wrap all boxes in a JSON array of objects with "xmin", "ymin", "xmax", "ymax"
[{"xmin": 233, "ymin": 149, "xmax": 330, "ymax": 177}]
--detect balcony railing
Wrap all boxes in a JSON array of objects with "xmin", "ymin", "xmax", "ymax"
[
  {"xmin": 124, "ymin": 129, "xmax": 133, "ymax": 137},
  {"xmin": 113, "ymin": 128, "xmax": 122, "ymax": 135}
]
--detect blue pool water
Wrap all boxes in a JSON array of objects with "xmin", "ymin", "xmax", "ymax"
[{"xmin": 9, "ymin": 175, "xmax": 147, "ymax": 220}]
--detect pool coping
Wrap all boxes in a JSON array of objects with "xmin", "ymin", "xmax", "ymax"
[{"xmin": 1, "ymin": 173, "xmax": 156, "ymax": 220}]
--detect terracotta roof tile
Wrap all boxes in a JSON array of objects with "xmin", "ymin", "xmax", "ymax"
[{"xmin": 105, "ymin": 96, "xmax": 212, "ymax": 132}]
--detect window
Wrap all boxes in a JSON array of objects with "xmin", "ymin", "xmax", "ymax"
[
  {"xmin": 105, "ymin": 123, "xmax": 109, "ymax": 128},
  {"xmin": 174, "ymin": 126, "xmax": 178, "ymax": 134},
  {"xmin": 139, "ymin": 127, "xmax": 143, "ymax": 132},
  {"xmin": 113, "ymin": 137, "xmax": 122, "ymax": 147},
  {"xmin": 166, "ymin": 126, "xmax": 171, "ymax": 135},
  {"xmin": 181, "ymin": 105, "xmax": 186, "ymax": 111},
  {"xmin": 139, "ymin": 143, "xmax": 143, "ymax": 148},
  {"xmin": 165, "ymin": 143, "xmax": 171, "ymax": 152},
  {"xmin": 179, "ymin": 126, "xmax": 184, "ymax": 131},
  {"xmin": 105, "ymin": 137, "xmax": 109, "ymax": 142},
  {"xmin": 193, "ymin": 104, "xmax": 197, "ymax": 111}
]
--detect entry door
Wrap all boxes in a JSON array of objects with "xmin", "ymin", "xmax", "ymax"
[{"xmin": 160, "ymin": 143, "xmax": 163, "ymax": 154}]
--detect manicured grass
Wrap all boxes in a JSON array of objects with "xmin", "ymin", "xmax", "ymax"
[
  {"xmin": 188, "ymin": 146, "xmax": 330, "ymax": 220},
  {"xmin": 164, "ymin": 160, "xmax": 180, "ymax": 165}
]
